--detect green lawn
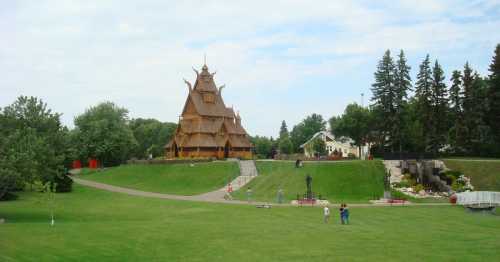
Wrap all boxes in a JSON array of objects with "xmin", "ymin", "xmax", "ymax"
[
  {"xmin": 76, "ymin": 161, "xmax": 239, "ymax": 195},
  {"xmin": 443, "ymin": 160, "xmax": 500, "ymax": 191},
  {"xmin": 1, "ymin": 185, "xmax": 499, "ymax": 261},
  {"xmin": 232, "ymin": 160, "xmax": 385, "ymax": 203}
]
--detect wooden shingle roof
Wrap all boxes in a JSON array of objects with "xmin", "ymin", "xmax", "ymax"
[{"xmin": 166, "ymin": 64, "xmax": 253, "ymax": 149}]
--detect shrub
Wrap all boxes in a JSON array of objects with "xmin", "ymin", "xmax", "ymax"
[
  {"xmin": 399, "ymin": 180, "xmax": 411, "ymax": 188},
  {"xmin": 444, "ymin": 175, "xmax": 456, "ymax": 186},
  {"xmin": 54, "ymin": 174, "xmax": 73, "ymax": 193},
  {"xmin": 0, "ymin": 192, "xmax": 18, "ymax": 201},
  {"xmin": 444, "ymin": 170, "xmax": 462, "ymax": 179},
  {"xmin": 393, "ymin": 180, "xmax": 411, "ymax": 188},
  {"xmin": 390, "ymin": 189, "xmax": 408, "ymax": 200},
  {"xmin": 413, "ymin": 184, "xmax": 424, "ymax": 193}
]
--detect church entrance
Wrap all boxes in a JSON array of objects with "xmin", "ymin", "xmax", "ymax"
[
  {"xmin": 224, "ymin": 142, "xmax": 230, "ymax": 158},
  {"xmin": 174, "ymin": 143, "xmax": 179, "ymax": 157}
]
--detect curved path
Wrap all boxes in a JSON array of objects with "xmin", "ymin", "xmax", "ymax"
[{"xmin": 71, "ymin": 177, "xmax": 452, "ymax": 207}]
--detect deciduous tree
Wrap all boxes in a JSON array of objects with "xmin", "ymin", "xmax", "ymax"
[{"xmin": 74, "ymin": 102, "xmax": 137, "ymax": 166}]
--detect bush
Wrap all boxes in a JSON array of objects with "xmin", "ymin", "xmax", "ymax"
[
  {"xmin": 55, "ymin": 174, "xmax": 73, "ymax": 192},
  {"xmin": 413, "ymin": 184, "xmax": 424, "ymax": 193},
  {"xmin": 444, "ymin": 170, "xmax": 462, "ymax": 179},
  {"xmin": 0, "ymin": 192, "xmax": 18, "ymax": 201},
  {"xmin": 452, "ymin": 178, "xmax": 467, "ymax": 192},
  {"xmin": 390, "ymin": 189, "xmax": 408, "ymax": 200},
  {"xmin": 399, "ymin": 180, "xmax": 411, "ymax": 188}
]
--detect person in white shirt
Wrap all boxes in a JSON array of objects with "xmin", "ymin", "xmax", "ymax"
[{"xmin": 323, "ymin": 206, "xmax": 330, "ymax": 223}]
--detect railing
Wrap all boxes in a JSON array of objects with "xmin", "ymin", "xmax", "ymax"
[{"xmin": 456, "ymin": 191, "xmax": 500, "ymax": 207}]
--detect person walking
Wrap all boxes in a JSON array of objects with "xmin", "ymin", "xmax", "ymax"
[
  {"xmin": 323, "ymin": 206, "xmax": 330, "ymax": 223},
  {"xmin": 339, "ymin": 204, "xmax": 345, "ymax": 224},
  {"xmin": 246, "ymin": 187, "xmax": 252, "ymax": 203},
  {"xmin": 277, "ymin": 188, "xmax": 284, "ymax": 204},
  {"xmin": 343, "ymin": 204, "xmax": 350, "ymax": 225}
]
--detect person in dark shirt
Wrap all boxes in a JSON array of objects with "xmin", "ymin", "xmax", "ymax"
[
  {"xmin": 339, "ymin": 204, "xmax": 345, "ymax": 224},
  {"xmin": 343, "ymin": 204, "xmax": 350, "ymax": 225}
]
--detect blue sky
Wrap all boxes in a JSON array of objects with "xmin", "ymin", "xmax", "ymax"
[{"xmin": 1, "ymin": 0, "xmax": 499, "ymax": 137}]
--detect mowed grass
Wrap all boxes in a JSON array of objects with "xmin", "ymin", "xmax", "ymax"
[
  {"xmin": 1, "ymin": 185, "xmax": 499, "ymax": 261},
  {"xmin": 76, "ymin": 161, "xmax": 239, "ymax": 195},
  {"xmin": 443, "ymin": 160, "xmax": 500, "ymax": 191},
  {"xmin": 232, "ymin": 160, "xmax": 385, "ymax": 203}
]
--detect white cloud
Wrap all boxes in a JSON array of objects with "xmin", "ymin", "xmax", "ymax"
[{"xmin": 1, "ymin": 0, "xmax": 499, "ymax": 136}]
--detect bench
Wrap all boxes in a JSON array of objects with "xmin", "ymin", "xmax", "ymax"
[
  {"xmin": 388, "ymin": 199, "xmax": 406, "ymax": 205},
  {"xmin": 298, "ymin": 199, "xmax": 316, "ymax": 206}
]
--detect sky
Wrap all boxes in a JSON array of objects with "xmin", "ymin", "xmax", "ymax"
[{"xmin": 1, "ymin": 0, "xmax": 500, "ymax": 137}]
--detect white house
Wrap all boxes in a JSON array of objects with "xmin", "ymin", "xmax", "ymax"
[{"xmin": 299, "ymin": 131, "xmax": 369, "ymax": 159}]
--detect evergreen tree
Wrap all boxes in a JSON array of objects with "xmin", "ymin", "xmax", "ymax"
[
  {"xmin": 278, "ymin": 120, "xmax": 293, "ymax": 154},
  {"xmin": 371, "ymin": 50, "xmax": 396, "ymax": 152},
  {"xmin": 488, "ymin": 44, "xmax": 500, "ymax": 155},
  {"xmin": 470, "ymin": 74, "xmax": 492, "ymax": 155},
  {"xmin": 462, "ymin": 63, "xmax": 492, "ymax": 155},
  {"xmin": 462, "ymin": 62, "xmax": 476, "ymax": 153},
  {"xmin": 414, "ymin": 55, "xmax": 433, "ymax": 153},
  {"xmin": 448, "ymin": 70, "xmax": 466, "ymax": 153},
  {"xmin": 429, "ymin": 60, "xmax": 448, "ymax": 154},
  {"xmin": 394, "ymin": 50, "xmax": 412, "ymax": 152},
  {"xmin": 449, "ymin": 70, "xmax": 463, "ymax": 117},
  {"xmin": 279, "ymin": 120, "xmax": 289, "ymax": 139}
]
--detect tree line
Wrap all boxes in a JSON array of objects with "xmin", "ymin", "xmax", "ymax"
[
  {"xmin": 0, "ymin": 98, "xmax": 177, "ymax": 200},
  {"xmin": 253, "ymin": 44, "xmax": 500, "ymax": 159},
  {"xmin": 368, "ymin": 44, "xmax": 500, "ymax": 157}
]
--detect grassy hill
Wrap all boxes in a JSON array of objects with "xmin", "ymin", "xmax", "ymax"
[
  {"xmin": 443, "ymin": 159, "xmax": 500, "ymax": 191},
  {"xmin": 76, "ymin": 161, "xmax": 239, "ymax": 195},
  {"xmin": 232, "ymin": 160, "xmax": 386, "ymax": 203},
  {"xmin": 1, "ymin": 185, "xmax": 499, "ymax": 261}
]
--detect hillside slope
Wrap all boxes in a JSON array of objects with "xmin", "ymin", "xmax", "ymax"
[{"xmin": 232, "ymin": 160, "xmax": 385, "ymax": 203}]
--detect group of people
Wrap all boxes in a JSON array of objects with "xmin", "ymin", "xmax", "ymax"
[{"xmin": 323, "ymin": 204, "xmax": 349, "ymax": 224}]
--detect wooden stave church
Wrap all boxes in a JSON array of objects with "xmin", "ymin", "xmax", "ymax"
[{"xmin": 165, "ymin": 64, "xmax": 253, "ymax": 159}]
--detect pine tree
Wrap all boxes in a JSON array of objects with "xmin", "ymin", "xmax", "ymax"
[
  {"xmin": 488, "ymin": 44, "xmax": 500, "ymax": 155},
  {"xmin": 462, "ymin": 62, "xmax": 475, "ymax": 153},
  {"xmin": 429, "ymin": 60, "xmax": 448, "ymax": 154},
  {"xmin": 449, "ymin": 70, "xmax": 462, "ymax": 117},
  {"xmin": 462, "ymin": 63, "xmax": 492, "ymax": 155},
  {"xmin": 371, "ymin": 50, "xmax": 396, "ymax": 152},
  {"xmin": 414, "ymin": 55, "xmax": 433, "ymax": 153},
  {"xmin": 278, "ymin": 120, "xmax": 293, "ymax": 154},
  {"xmin": 279, "ymin": 120, "xmax": 289, "ymax": 139},
  {"xmin": 393, "ymin": 50, "xmax": 412, "ymax": 153},
  {"xmin": 448, "ymin": 70, "xmax": 466, "ymax": 153}
]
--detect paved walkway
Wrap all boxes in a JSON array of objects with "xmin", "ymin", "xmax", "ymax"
[
  {"xmin": 192, "ymin": 160, "xmax": 258, "ymax": 201},
  {"xmin": 383, "ymin": 160, "xmax": 404, "ymax": 184}
]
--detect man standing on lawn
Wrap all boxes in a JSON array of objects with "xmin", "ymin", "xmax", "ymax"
[
  {"xmin": 246, "ymin": 187, "xmax": 252, "ymax": 203},
  {"xmin": 323, "ymin": 206, "xmax": 330, "ymax": 223}
]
